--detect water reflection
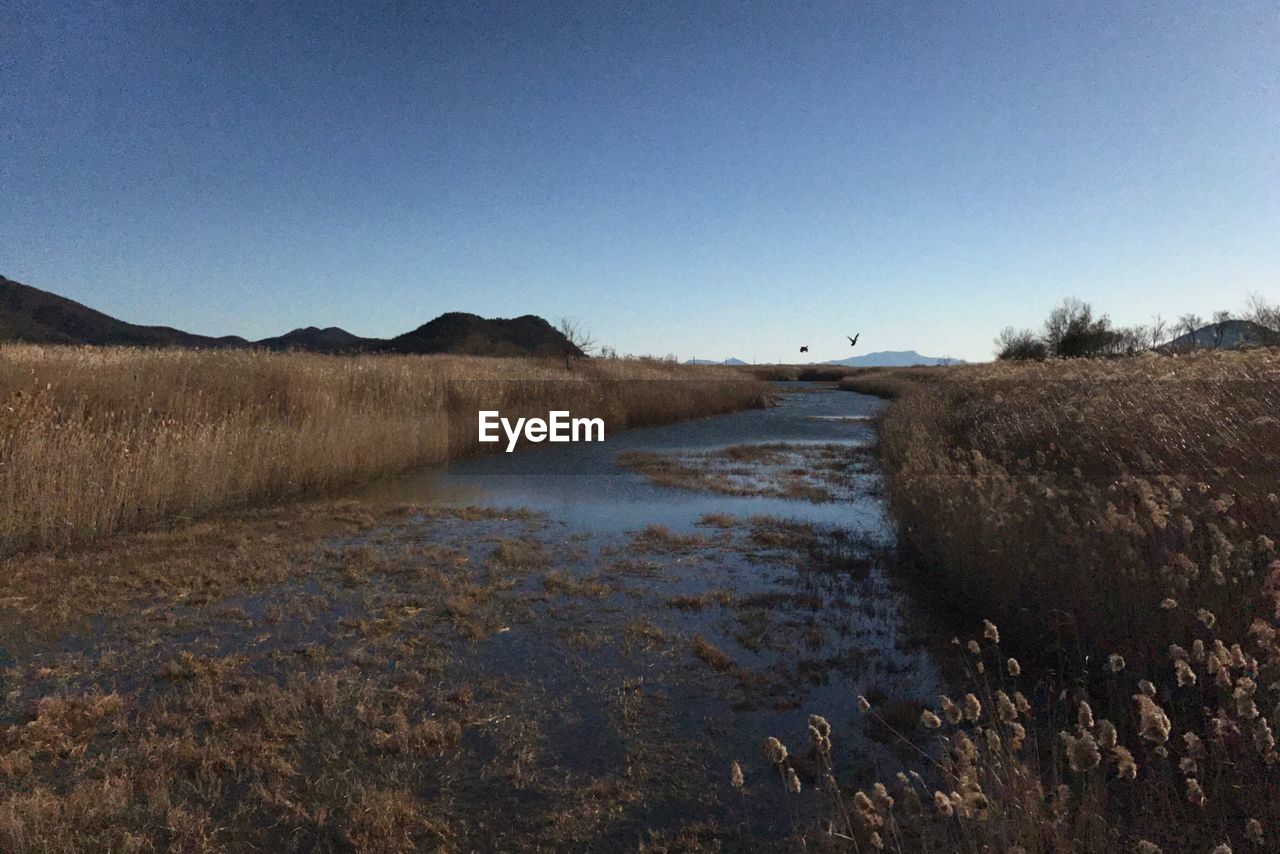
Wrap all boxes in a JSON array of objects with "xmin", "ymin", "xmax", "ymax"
[{"xmin": 355, "ymin": 384, "xmax": 891, "ymax": 536}]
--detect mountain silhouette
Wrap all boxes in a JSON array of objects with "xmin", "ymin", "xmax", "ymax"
[
  {"xmin": 385, "ymin": 312, "xmax": 579, "ymax": 357},
  {"xmin": 822, "ymin": 350, "xmax": 963, "ymax": 367},
  {"xmin": 0, "ymin": 275, "xmax": 582, "ymax": 357},
  {"xmin": 1159, "ymin": 319, "xmax": 1280, "ymax": 352},
  {"xmin": 0, "ymin": 275, "xmax": 249, "ymax": 348},
  {"xmin": 255, "ymin": 326, "xmax": 372, "ymax": 353}
]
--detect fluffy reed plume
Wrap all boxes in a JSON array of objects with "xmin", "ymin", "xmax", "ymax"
[
  {"xmin": 766, "ymin": 604, "xmax": 1280, "ymax": 848},
  {"xmin": 859, "ymin": 350, "xmax": 1278, "ymax": 661},
  {"xmin": 787, "ymin": 351, "xmax": 1280, "ymax": 849},
  {"xmin": 0, "ymin": 345, "xmax": 766, "ymax": 553}
]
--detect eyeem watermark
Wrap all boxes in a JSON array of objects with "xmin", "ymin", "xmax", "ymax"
[{"xmin": 478, "ymin": 410, "xmax": 605, "ymax": 452}]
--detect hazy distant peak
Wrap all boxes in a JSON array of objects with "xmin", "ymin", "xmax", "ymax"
[{"xmin": 823, "ymin": 350, "xmax": 964, "ymax": 367}]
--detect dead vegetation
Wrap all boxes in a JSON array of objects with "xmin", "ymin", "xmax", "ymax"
[
  {"xmin": 770, "ymin": 349, "xmax": 1280, "ymax": 851},
  {"xmin": 0, "ymin": 345, "xmax": 766, "ymax": 554},
  {"xmin": 620, "ymin": 443, "xmax": 871, "ymax": 502}
]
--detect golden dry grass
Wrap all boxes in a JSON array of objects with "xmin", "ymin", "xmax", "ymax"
[
  {"xmin": 769, "ymin": 349, "xmax": 1280, "ymax": 851},
  {"xmin": 872, "ymin": 350, "xmax": 1279, "ymax": 655},
  {"xmin": 0, "ymin": 345, "xmax": 766, "ymax": 554}
]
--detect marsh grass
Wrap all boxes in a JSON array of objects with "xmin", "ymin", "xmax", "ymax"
[
  {"xmin": 0, "ymin": 345, "xmax": 766, "ymax": 554},
  {"xmin": 772, "ymin": 350, "xmax": 1280, "ymax": 851}
]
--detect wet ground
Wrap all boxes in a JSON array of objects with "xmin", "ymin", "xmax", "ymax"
[{"xmin": 0, "ymin": 384, "xmax": 944, "ymax": 851}]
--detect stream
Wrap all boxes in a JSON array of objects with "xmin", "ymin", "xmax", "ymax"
[{"xmin": 0, "ymin": 382, "xmax": 945, "ymax": 849}]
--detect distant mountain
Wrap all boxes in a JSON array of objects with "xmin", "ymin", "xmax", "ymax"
[
  {"xmin": 1159, "ymin": 320, "xmax": 1280, "ymax": 352},
  {"xmin": 684, "ymin": 357, "xmax": 749, "ymax": 366},
  {"xmin": 0, "ymin": 275, "xmax": 249, "ymax": 349},
  {"xmin": 0, "ymin": 275, "xmax": 581, "ymax": 357},
  {"xmin": 385, "ymin": 312, "xmax": 581, "ymax": 357},
  {"xmin": 823, "ymin": 350, "xmax": 965, "ymax": 367},
  {"xmin": 255, "ymin": 326, "xmax": 371, "ymax": 353}
]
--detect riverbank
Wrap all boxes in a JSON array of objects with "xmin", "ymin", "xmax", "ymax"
[
  {"xmin": 0, "ymin": 346, "xmax": 767, "ymax": 554},
  {"xmin": 828, "ymin": 350, "xmax": 1280, "ymax": 851}
]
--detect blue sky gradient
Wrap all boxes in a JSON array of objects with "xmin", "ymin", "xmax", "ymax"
[{"xmin": 3, "ymin": 1, "xmax": 1277, "ymax": 361}]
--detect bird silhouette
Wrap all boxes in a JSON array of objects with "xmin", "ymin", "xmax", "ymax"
[
  {"xmin": 847, "ymin": 334, "xmax": 860, "ymax": 347},
  {"xmin": 799, "ymin": 346, "xmax": 808, "ymax": 353}
]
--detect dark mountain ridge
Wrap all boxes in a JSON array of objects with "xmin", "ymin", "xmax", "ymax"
[
  {"xmin": 0, "ymin": 275, "xmax": 582, "ymax": 357},
  {"xmin": 0, "ymin": 275, "xmax": 249, "ymax": 349},
  {"xmin": 1159, "ymin": 319, "xmax": 1280, "ymax": 352}
]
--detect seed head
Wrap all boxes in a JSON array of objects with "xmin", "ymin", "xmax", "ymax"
[
  {"xmin": 920, "ymin": 709, "xmax": 942, "ymax": 729},
  {"xmin": 1246, "ymin": 818, "xmax": 1264, "ymax": 844},
  {"xmin": 1112, "ymin": 745, "xmax": 1137, "ymax": 779},
  {"xmin": 1014, "ymin": 691, "xmax": 1031, "ymax": 714},
  {"xmin": 1007, "ymin": 657, "xmax": 1021, "ymax": 676},
  {"xmin": 1086, "ymin": 714, "xmax": 1110, "ymax": 745},
  {"xmin": 939, "ymin": 695, "xmax": 961, "ymax": 724},
  {"xmin": 764, "ymin": 736, "xmax": 788, "ymax": 765},
  {"xmin": 1254, "ymin": 718, "xmax": 1275, "ymax": 755},
  {"xmin": 1134, "ymin": 694, "xmax": 1171, "ymax": 744},
  {"xmin": 871, "ymin": 781, "xmax": 894, "ymax": 812},
  {"xmin": 1062, "ymin": 730, "xmax": 1101, "ymax": 772},
  {"xmin": 730, "ymin": 761, "xmax": 744, "ymax": 789},
  {"xmin": 1109, "ymin": 653, "xmax": 1126, "ymax": 672},
  {"xmin": 982, "ymin": 620, "xmax": 1000, "ymax": 643},
  {"xmin": 996, "ymin": 690, "xmax": 1018, "ymax": 724}
]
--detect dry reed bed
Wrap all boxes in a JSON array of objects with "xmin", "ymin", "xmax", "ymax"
[
  {"xmin": 775, "ymin": 351, "xmax": 1280, "ymax": 851},
  {"xmin": 0, "ymin": 345, "xmax": 767, "ymax": 554}
]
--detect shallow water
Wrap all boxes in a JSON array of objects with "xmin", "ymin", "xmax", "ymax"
[
  {"xmin": 355, "ymin": 382, "xmax": 891, "ymax": 534},
  {"xmin": 348, "ymin": 383, "xmax": 945, "ymax": 837},
  {"xmin": 2, "ymin": 383, "xmax": 945, "ymax": 848}
]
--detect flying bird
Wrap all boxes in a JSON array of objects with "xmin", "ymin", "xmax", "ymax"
[
  {"xmin": 847, "ymin": 334, "xmax": 860, "ymax": 347},
  {"xmin": 799, "ymin": 346, "xmax": 808, "ymax": 353}
]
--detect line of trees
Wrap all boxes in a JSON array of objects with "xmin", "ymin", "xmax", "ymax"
[{"xmin": 995, "ymin": 294, "xmax": 1280, "ymax": 361}]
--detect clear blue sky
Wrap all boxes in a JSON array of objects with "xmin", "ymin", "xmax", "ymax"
[{"xmin": 3, "ymin": 1, "xmax": 1277, "ymax": 362}]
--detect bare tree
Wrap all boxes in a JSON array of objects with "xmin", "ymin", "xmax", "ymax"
[
  {"xmin": 1176, "ymin": 313, "xmax": 1203, "ymax": 350},
  {"xmin": 1148, "ymin": 314, "xmax": 1167, "ymax": 349},
  {"xmin": 1209, "ymin": 310, "xmax": 1233, "ymax": 348},
  {"xmin": 556, "ymin": 317, "xmax": 597, "ymax": 368},
  {"xmin": 1043, "ymin": 297, "xmax": 1089, "ymax": 355},
  {"xmin": 1042, "ymin": 298, "xmax": 1117, "ymax": 358},
  {"xmin": 994, "ymin": 327, "xmax": 1047, "ymax": 361},
  {"xmin": 1116, "ymin": 325, "xmax": 1147, "ymax": 356},
  {"xmin": 1245, "ymin": 293, "xmax": 1280, "ymax": 333}
]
